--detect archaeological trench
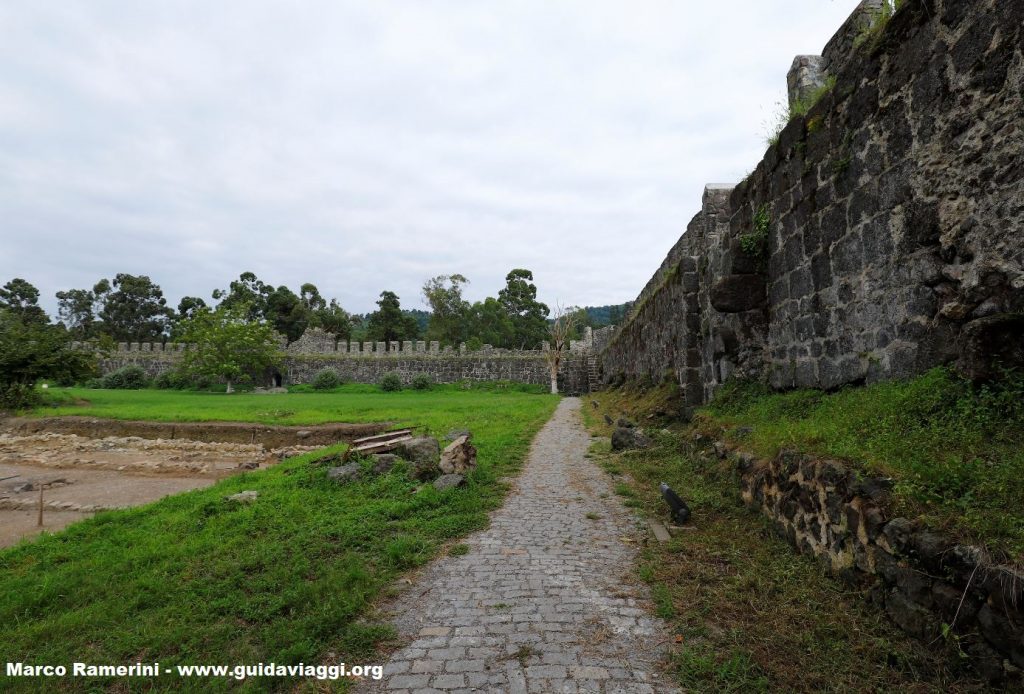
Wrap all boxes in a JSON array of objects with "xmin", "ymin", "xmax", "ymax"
[{"xmin": 7, "ymin": 0, "xmax": 1023, "ymax": 683}]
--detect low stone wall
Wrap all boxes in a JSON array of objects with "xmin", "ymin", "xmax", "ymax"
[
  {"xmin": 98, "ymin": 350, "xmax": 592, "ymax": 395},
  {"xmin": 714, "ymin": 441, "xmax": 1023, "ymax": 684},
  {"xmin": 284, "ymin": 354, "xmax": 590, "ymax": 395}
]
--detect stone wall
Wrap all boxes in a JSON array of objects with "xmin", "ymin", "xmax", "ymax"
[
  {"xmin": 599, "ymin": 0, "xmax": 1024, "ymax": 402},
  {"xmin": 712, "ymin": 441, "xmax": 1023, "ymax": 684},
  {"xmin": 94, "ymin": 332, "xmax": 592, "ymax": 395}
]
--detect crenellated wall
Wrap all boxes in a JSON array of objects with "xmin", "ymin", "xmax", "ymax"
[
  {"xmin": 89, "ymin": 329, "xmax": 593, "ymax": 394},
  {"xmin": 599, "ymin": 0, "xmax": 1024, "ymax": 408}
]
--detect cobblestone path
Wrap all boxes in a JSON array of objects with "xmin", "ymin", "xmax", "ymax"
[{"xmin": 361, "ymin": 397, "xmax": 678, "ymax": 693}]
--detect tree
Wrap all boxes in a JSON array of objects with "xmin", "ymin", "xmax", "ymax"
[
  {"xmin": 178, "ymin": 305, "xmax": 283, "ymax": 393},
  {"xmin": 299, "ymin": 283, "xmax": 326, "ymax": 312},
  {"xmin": 468, "ymin": 297, "xmax": 514, "ymax": 347},
  {"xmin": 0, "ymin": 309, "xmax": 95, "ymax": 409},
  {"xmin": 98, "ymin": 274, "xmax": 173, "ymax": 342},
  {"xmin": 213, "ymin": 271, "xmax": 271, "ymax": 322},
  {"xmin": 423, "ymin": 274, "xmax": 470, "ymax": 346},
  {"xmin": 0, "ymin": 278, "xmax": 48, "ymax": 324},
  {"xmin": 311, "ymin": 298, "xmax": 355, "ymax": 340},
  {"xmin": 544, "ymin": 304, "xmax": 579, "ymax": 395},
  {"xmin": 177, "ymin": 296, "xmax": 207, "ymax": 321},
  {"xmin": 265, "ymin": 285, "xmax": 309, "ymax": 342},
  {"xmin": 56, "ymin": 279, "xmax": 110, "ymax": 339},
  {"xmin": 498, "ymin": 269, "xmax": 550, "ymax": 349},
  {"xmin": 366, "ymin": 291, "xmax": 419, "ymax": 345}
]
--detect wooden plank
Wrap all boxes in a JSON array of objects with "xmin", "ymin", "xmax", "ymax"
[
  {"xmin": 649, "ymin": 520, "xmax": 672, "ymax": 543},
  {"xmin": 352, "ymin": 429, "xmax": 413, "ymax": 445},
  {"xmin": 352, "ymin": 435, "xmax": 414, "ymax": 454}
]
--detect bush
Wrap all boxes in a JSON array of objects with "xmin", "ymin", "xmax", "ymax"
[
  {"xmin": 411, "ymin": 374, "xmax": 432, "ymax": 391},
  {"xmin": 0, "ymin": 383, "xmax": 39, "ymax": 411},
  {"xmin": 83, "ymin": 377, "xmax": 105, "ymax": 389},
  {"xmin": 101, "ymin": 365, "xmax": 149, "ymax": 390},
  {"xmin": 154, "ymin": 370, "xmax": 192, "ymax": 390},
  {"xmin": 311, "ymin": 369, "xmax": 342, "ymax": 391},
  {"xmin": 379, "ymin": 373, "xmax": 402, "ymax": 392}
]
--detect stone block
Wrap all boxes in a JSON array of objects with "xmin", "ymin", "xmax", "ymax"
[{"xmin": 710, "ymin": 275, "xmax": 766, "ymax": 313}]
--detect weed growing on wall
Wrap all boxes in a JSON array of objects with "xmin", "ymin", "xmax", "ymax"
[
  {"xmin": 764, "ymin": 75, "xmax": 836, "ymax": 147},
  {"xmin": 854, "ymin": 0, "xmax": 903, "ymax": 50},
  {"xmin": 739, "ymin": 205, "xmax": 771, "ymax": 265}
]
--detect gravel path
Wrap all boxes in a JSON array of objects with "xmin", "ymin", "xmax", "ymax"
[{"xmin": 361, "ymin": 397, "xmax": 678, "ymax": 693}]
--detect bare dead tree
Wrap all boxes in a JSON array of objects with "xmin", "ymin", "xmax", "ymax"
[{"xmin": 544, "ymin": 304, "xmax": 579, "ymax": 395}]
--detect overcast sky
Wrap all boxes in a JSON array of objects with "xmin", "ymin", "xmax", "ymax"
[{"xmin": 0, "ymin": 1, "xmax": 856, "ymax": 317}]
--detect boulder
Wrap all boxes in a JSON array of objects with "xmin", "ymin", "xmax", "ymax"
[
  {"xmin": 611, "ymin": 426, "xmax": 652, "ymax": 452},
  {"xmin": 395, "ymin": 436, "xmax": 442, "ymax": 480},
  {"xmin": 226, "ymin": 490, "xmax": 258, "ymax": 503},
  {"xmin": 395, "ymin": 437, "xmax": 440, "ymax": 465},
  {"xmin": 440, "ymin": 435, "xmax": 477, "ymax": 475},
  {"xmin": 616, "ymin": 417, "xmax": 635, "ymax": 429},
  {"xmin": 445, "ymin": 428, "xmax": 471, "ymax": 441},
  {"xmin": 603, "ymin": 414, "xmax": 614, "ymax": 425},
  {"xmin": 956, "ymin": 313, "xmax": 1024, "ymax": 381},
  {"xmin": 327, "ymin": 463, "xmax": 362, "ymax": 483},
  {"xmin": 433, "ymin": 474, "xmax": 466, "ymax": 491},
  {"xmin": 371, "ymin": 453, "xmax": 399, "ymax": 475}
]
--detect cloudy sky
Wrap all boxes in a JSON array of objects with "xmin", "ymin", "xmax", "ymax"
[{"xmin": 0, "ymin": 1, "xmax": 856, "ymax": 317}]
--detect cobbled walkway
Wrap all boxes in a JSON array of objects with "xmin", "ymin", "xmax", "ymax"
[{"xmin": 360, "ymin": 398, "xmax": 679, "ymax": 693}]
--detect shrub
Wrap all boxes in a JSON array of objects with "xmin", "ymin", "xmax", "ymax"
[
  {"xmin": 0, "ymin": 383, "xmax": 38, "ymax": 411},
  {"xmin": 311, "ymin": 368, "xmax": 342, "ymax": 391},
  {"xmin": 411, "ymin": 374, "xmax": 432, "ymax": 391},
  {"xmin": 83, "ymin": 377, "xmax": 105, "ymax": 389},
  {"xmin": 154, "ymin": 370, "xmax": 192, "ymax": 390},
  {"xmin": 379, "ymin": 373, "xmax": 402, "ymax": 392},
  {"xmin": 101, "ymin": 365, "xmax": 149, "ymax": 390}
]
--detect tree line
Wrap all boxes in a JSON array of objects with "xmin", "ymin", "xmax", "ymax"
[
  {"xmin": 0, "ymin": 271, "xmax": 628, "ymax": 407},
  {"xmin": 12, "ymin": 268, "xmax": 623, "ymax": 350}
]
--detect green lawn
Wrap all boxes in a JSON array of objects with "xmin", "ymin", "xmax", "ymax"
[
  {"xmin": 35, "ymin": 382, "xmax": 549, "ymax": 427},
  {"xmin": 0, "ymin": 386, "xmax": 558, "ymax": 692}
]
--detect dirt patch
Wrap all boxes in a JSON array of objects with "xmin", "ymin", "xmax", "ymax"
[{"xmin": 1, "ymin": 416, "xmax": 388, "ymax": 448}]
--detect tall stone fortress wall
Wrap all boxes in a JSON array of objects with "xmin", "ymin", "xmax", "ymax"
[
  {"xmin": 89, "ymin": 327, "xmax": 598, "ymax": 394},
  {"xmin": 599, "ymin": 0, "xmax": 1024, "ymax": 410}
]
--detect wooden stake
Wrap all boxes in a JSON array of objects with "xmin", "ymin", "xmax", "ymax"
[{"xmin": 37, "ymin": 485, "xmax": 44, "ymax": 527}]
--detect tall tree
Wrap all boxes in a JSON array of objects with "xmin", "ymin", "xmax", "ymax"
[
  {"xmin": 423, "ymin": 274, "xmax": 470, "ymax": 346},
  {"xmin": 56, "ymin": 280, "xmax": 110, "ymax": 339},
  {"xmin": 312, "ymin": 298, "xmax": 354, "ymax": 340},
  {"xmin": 213, "ymin": 271, "xmax": 271, "ymax": 322},
  {"xmin": 0, "ymin": 278, "xmax": 48, "ymax": 324},
  {"xmin": 498, "ymin": 269, "xmax": 550, "ymax": 349},
  {"xmin": 468, "ymin": 297, "xmax": 514, "ymax": 348},
  {"xmin": 176, "ymin": 296, "xmax": 208, "ymax": 321},
  {"xmin": 265, "ymin": 285, "xmax": 309, "ymax": 342},
  {"xmin": 98, "ymin": 274, "xmax": 172, "ymax": 342},
  {"xmin": 366, "ymin": 291, "xmax": 419, "ymax": 345},
  {"xmin": 299, "ymin": 283, "xmax": 326, "ymax": 312}
]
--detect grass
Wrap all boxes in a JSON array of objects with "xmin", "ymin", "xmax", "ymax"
[
  {"xmin": 0, "ymin": 386, "xmax": 558, "ymax": 692},
  {"xmin": 583, "ymin": 391, "xmax": 987, "ymax": 692},
  {"xmin": 699, "ymin": 367, "xmax": 1024, "ymax": 560},
  {"xmin": 31, "ymin": 382, "xmax": 549, "ymax": 427},
  {"xmin": 764, "ymin": 74, "xmax": 836, "ymax": 148}
]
